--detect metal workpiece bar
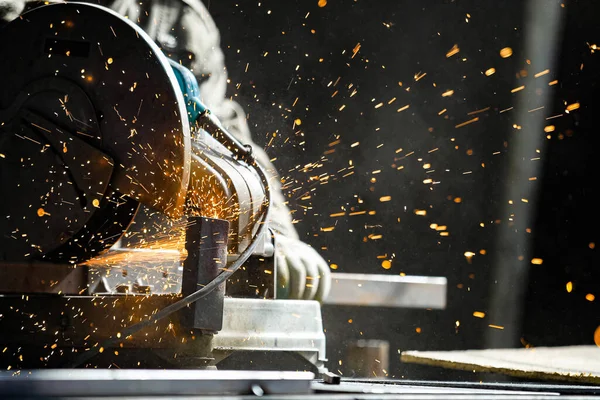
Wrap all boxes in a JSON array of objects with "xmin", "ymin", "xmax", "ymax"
[
  {"xmin": 0, "ymin": 262, "xmax": 87, "ymax": 294},
  {"xmin": 0, "ymin": 370, "xmax": 314, "ymax": 397},
  {"xmin": 323, "ymin": 273, "xmax": 447, "ymax": 309}
]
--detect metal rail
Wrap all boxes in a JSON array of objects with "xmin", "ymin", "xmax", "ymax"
[{"xmin": 324, "ymin": 273, "xmax": 447, "ymax": 309}]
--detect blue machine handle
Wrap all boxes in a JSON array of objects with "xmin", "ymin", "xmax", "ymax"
[{"xmin": 168, "ymin": 59, "xmax": 207, "ymax": 124}]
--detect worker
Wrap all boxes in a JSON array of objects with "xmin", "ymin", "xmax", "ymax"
[{"xmin": 0, "ymin": 0, "xmax": 331, "ymax": 301}]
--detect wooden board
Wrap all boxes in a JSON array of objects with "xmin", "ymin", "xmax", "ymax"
[{"xmin": 401, "ymin": 345, "xmax": 600, "ymax": 384}]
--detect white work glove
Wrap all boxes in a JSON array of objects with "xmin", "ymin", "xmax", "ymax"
[{"xmin": 275, "ymin": 234, "xmax": 331, "ymax": 302}]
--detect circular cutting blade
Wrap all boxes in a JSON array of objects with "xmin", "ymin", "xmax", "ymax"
[{"xmin": 0, "ymin": 3, "xmax": 191, "ymax": 262}]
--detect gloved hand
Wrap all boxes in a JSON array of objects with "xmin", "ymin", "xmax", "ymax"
[{"xmin": 275, "ymin": 234, "xmax": 331, "ymax": 302}]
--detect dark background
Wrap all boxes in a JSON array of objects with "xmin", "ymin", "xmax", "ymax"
[{"xmin": 208, "ymin": 0, "xmax": 600, "ymax": 379}]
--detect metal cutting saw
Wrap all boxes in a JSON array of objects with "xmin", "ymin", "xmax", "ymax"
[{"xmin": 0, "ymin": 1, "xmax": 447, "ymax": 373}]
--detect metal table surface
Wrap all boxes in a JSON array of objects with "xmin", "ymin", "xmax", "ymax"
[{"xmin": 1, "ymin": 370, "xmax": 600, "ymax": 399}]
